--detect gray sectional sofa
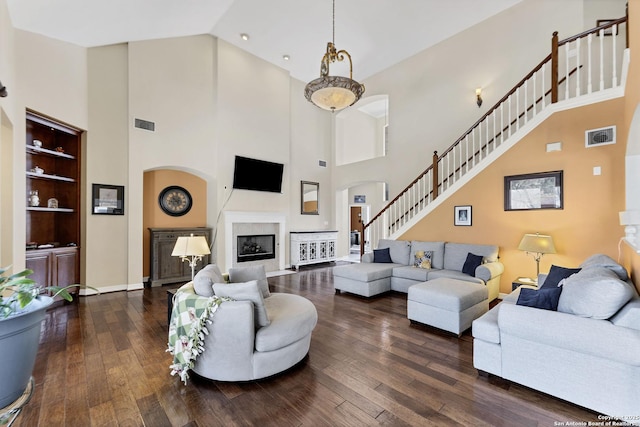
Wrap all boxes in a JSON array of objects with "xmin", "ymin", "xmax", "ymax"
[
  {"xmin": 333, "ymin": 239, "xmax": 504, "ymax": 301},
  {"xmin": 473, "ymin": 254, "xmax": 640, "ymax": 424}
]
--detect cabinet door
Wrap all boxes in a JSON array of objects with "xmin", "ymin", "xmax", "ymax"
[
  {"xmin": 25, "ymin": 252, "xmax": 51, "ymax": 294},
  {"xmin": 52, "ymin": 249, "xmax": 78, "ymax": 288},
  {"xmin": 158, "ymin": 240, "xmax": 186, "ymax": 280}
]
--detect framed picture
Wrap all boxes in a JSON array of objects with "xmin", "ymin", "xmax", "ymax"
[
  {"xmin": 92, "ymin": 184, "xmax": 124, "ymax": 215},
  {"xmin": 504, "ymin": 171, "xmax": 563, "ymax": 211},
  {"xmin": 454, "ymin": 205, "xmax": 472, "ymax": 226},
  {"xmin": 354, "ymin": 195, "xmax": 366, "ymax": 204},
  {"xmin": 596, "ymin": 19, "xmax": 618, "ymax": 36}
]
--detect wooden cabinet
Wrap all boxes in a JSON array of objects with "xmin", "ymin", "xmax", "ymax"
[
  {"xmin": 290, "ymin": 231, "xmax": 338, "ymax": 270},
  {"xmin": 25, "ymin": 111, "xmax": 82, "ymax": 294},
  {"xmin": 148, "ymin": 227, "xmax": 213, "ymax": 287},
  {"xmin": 25, "ymin": 247, "xmax": 79, "ymax": 298}
]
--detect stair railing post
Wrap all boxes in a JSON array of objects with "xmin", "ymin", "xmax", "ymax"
[
  {"xmin": 432, "ymin": 151, "xmax": 439, "ymax": 200},
  {"xmin": 551, "ymin": 31, "xmax": 559, "ymax": 103}
]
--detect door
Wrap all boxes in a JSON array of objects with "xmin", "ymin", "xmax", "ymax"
[{"xmin": 350, "ymin": 206, "xmax": 363, "ymax": 247}]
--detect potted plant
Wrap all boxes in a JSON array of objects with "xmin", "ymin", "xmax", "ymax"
[{"xmin": 0, "ymin": 266, "xmax": 86, "ymax": 409}]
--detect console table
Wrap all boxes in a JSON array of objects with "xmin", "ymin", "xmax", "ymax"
[
  {"xmin": 148, "ymin": 227, "xmax": 212, "ymax": 287},
  {"xmin": 290, "ymin": 231, "xmax": 338, "ymax": 270}
]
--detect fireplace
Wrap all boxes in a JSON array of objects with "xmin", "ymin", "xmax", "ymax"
[{"xmin": 237, "ymin": 234, "xmax": 276, "ymax": 263}]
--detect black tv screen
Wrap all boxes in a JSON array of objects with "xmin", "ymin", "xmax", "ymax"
[{"xmin": 232, "ymin": 156, "xmax": 284, "ymax": 193}]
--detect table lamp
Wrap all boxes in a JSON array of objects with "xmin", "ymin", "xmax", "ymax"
[
  {"xmin": 518, "ymin": 232, "xmax": 556, "ymax": 282},
  {"xmin": 171, "ymin": 234, "xmax": 211, "ymax": 280}
]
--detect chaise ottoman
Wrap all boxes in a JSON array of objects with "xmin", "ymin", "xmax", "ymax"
[
  {"xmin": 332, "ymin": 263, "xmax": 398, "ymax": 297},
  {"xmin": 407, "ymin": 277, "xmax": 489, "ymax": 336}
]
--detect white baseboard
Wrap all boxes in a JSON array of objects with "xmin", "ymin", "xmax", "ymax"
[{"xmin": 79, "ymin": 282, "xmax": 144, "ymax": 296}]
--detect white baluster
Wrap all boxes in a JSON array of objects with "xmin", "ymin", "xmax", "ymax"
[
  {"xmin": 599, "ymin": 28, "xmax": 605, "ymax": 90},
  {"xmin": 612, "ymin": 24, "xmax": 618, "ymax": 87},
  {"xmin": 587, "ymin": 33, "xmax": 593, "ymax": 94},
  {"xmin": 575, "ymin": 37, "xmax": 581, "ymax": 96},
  {"xmin": 565, "ymin": 42, "xmax": 570, "ymax": 100}
]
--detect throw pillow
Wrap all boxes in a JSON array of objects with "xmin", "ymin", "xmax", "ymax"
[
  {"xmin": 413, "ymin": 250, "xmax": 433, "ymax": 269},
  {"xmin": 540, "ymin": 265, "xmax": 581, "ymax": 289},
  {"xmin": 373, "ymin": 247, "xmax": 393, "ymax": 263},
  {"xmin": 557, "ymin": 267, "xmax": 635, "ymax": 319},
  {"xmin": 229, "ymin": 265, "xmax": 270, "ymax": 298},
  {"xmin": 212, "ymin": 280, "xmax": 270, "ymax": 327},
  {"xmin": 462, "ymin": 253, "xmax": 483, "ymax": 276},
  {"xmin": 516, "ymin": 286, "xmax": 563, "ymax": 311},
  {"xmin": 580, "ymin": 254, "xmax": 629, "ymax": 281},
  {"xmin": 193, "ymin": 264, "xmax": 224, "ymax": 297}
]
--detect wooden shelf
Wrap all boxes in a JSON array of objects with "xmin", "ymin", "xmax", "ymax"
[
  {"xmin": 26, "ymin": 206, "xmax": 74, "ymax": 213},
  {"xmin": 26, "ymin": 171, "xmax": 75, "ymax": 182},
  {"xmin": 26, "ymin": 145, "xmax": 75, "ymax": 160}
]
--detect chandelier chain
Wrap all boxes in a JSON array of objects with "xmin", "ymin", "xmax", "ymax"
[{"xmin": 332, "ymin": 0, "xmax": 335, "ymax": 45}]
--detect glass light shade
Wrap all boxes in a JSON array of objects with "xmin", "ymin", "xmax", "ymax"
[
  {"xmin": 171, "ymin": 235, "xmax": 211, "ymax": 257},
  {"xmin": 305, "ymin": 76, "xmax": 365, "ymax": 112},
  {"xmin": 518, "ymin": 233, "xmax": 556, "ymax": 254}
]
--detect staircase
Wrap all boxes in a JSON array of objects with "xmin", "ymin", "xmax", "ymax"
[{"xmin": 361, "ymin": 15, "xmax": 629, "ymax": 254}]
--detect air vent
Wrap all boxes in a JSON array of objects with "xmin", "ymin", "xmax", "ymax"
[
  {"xmin": 134, "ymin": 118, "xmax": 155, "ymax": 132},
  {"xmin": 319, "ymin": 160, "xmax": 327, "ymax": 167},
  {"xmin": 585, "ymin": 126, "xmax": 615, "ymax": 148}
]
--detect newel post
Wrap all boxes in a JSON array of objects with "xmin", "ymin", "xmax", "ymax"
[
  {"xmin": 551, "ymin": 31, "xmax": 559, "ymax": 104},
  {"xmin": 432, "ymin": 151, "xmax": 439, "ymax": 200}
]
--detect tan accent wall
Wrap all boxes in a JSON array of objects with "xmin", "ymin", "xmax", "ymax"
[
  {"xmin": 400, "ymin": 99, "xmax": 626, "ymax": 295},
  {"xmin": 142, "ymin": 169, "xmax": 207, "ymax": 277}
]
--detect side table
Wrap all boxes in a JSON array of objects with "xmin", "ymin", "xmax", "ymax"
[{"xmin": 512, "ymin": 277, "xmax": 537, "ymax": 291}]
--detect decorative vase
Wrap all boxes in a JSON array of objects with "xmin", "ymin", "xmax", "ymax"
[
  {"xmin": 28, "ymin": 190, "xmax": 39, "ymax": 207},
  {"xmin": 0, "ymin": 296, "xmax": 53, "ymax": 408}
]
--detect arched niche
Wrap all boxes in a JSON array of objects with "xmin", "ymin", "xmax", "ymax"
[{"xmin": 335, "ymin": 95, "xmax": 389, "ymax": 166}]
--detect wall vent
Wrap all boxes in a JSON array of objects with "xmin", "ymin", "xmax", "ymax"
[
  {"xmin": 585, "ymin": 125, "xmax": 615, "ymax": 148},
  {"xmin": 134, "ymin": 118, "xmax": 155, "ymax": 132},
  {"xmin": 318, "ymin": 160, "xmax": 327, "ymax": 167}
]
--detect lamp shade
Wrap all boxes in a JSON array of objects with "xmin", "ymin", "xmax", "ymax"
[
  {"xmin": 171, "ymin": 235, "xmax": 211, "ymax": 257},
  {"xmin": 619, "ymin": 210, "xmax": 640, "ymax": 225},
  {"xmin": 518, "ymin": 233, "xmax": 556, "ymax": 254}
]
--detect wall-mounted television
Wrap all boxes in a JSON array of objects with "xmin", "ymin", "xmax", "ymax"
[{"xmin": 232, "ymin": 155, "xmax": 284, "ymax": 193}]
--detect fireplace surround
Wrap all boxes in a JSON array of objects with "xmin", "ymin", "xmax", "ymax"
[{"xmin": 224, "ymin": 211, "xmax": 286, "ymax": 272}]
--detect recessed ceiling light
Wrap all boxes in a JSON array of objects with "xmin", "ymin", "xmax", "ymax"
[
  {"xmin": 283, "ymin": 55, "xmax": 290, "ymax": 61},
  {"xmin": 240, "ymin": 33, "xmax": 249, "ymax": 41}
]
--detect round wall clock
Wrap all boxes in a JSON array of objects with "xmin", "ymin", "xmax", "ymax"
[{"xmin": 159, "ymin": 186, "xmax": 192, "ymax": 216}]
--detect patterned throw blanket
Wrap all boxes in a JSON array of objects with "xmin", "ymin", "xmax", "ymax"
[{"xmin": 167, "ymin": 289, "xmax": 231, "ymax": 384}]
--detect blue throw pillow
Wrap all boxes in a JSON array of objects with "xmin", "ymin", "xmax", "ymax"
[
  {"xmin": 462, "ymin": 253, "xmax": 484, "ymax": 276},
  {"xmin": 373, "ymin": 247, "xmax": 393, "ymax": 263},
  {"xmin": 517, "ymin": 286, "xmax": 563, "ymax": 311},
  {"xmin": 541, "ymin": 265, "xmax": 581, "ymax": 289}
]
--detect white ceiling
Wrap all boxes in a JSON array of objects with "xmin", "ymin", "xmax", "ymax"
[{"xmin": 6, "ymin": 0, "xmax": 523, "ymax": 83}]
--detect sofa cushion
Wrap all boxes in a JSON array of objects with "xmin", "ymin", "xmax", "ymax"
[
  {"xmin": 213, "ymin": 280, "xmax": 270, "ymax": 328},
  {"xmin": 443, "ymin": 243, "xmax": 498, "ymax": 271},
  {"xmin": 516, "ymin": 286, "xmax": 563, "ymax": 311},
  {"xmin": 373, "ymin": 247, "xmax": 393, "ymax": 263},
  {"xmin": 557, "ymin": 267, "xmax": 635, "ymax": 319},
  {"xmin": 580, "ymin": 253, "xmax": 629, "ymax": 281},
  {"xmin": 408, "ymin": 278, "xmax": 487, "ymax": 311},
  {"xmin": 256, "ymin": 293, "xmax": 318, "ymax": 352},
  {"xmin": 332, "ymin": 263, "xmax": 397, "ymax": 282},
  {"xmin": 410, "ymin": 241, "xmax": 445, "ymax": 269},
  {"xmin": 378, "ymin": 239, "xmax": 411, "ymax": 265},
  {"xmin": 392, "ymin": 265, "xmax": 430, "ymax": 282},
  {"xmin": 427, "ymin": 269, "xmax": 484, "ymax": 284},
  {"xmin": 229, "ymin": 265, "xmax": 270, "ymax": 298},
  {"xmin": 193, "ymin": 264, "xmax": 224, "ymax": 297},
  {"xmin": 462, "ymin": 253, "xmax": 484, "ymax": 276},
  {"xmin": 413, "ymin": 250, "xmax": 433, "ymax": 269},
  {"xmin": 610, "ymin": 296, "xmax": 640, "ymax": 331},
  {"xmin": 540, "ymin": 265, "xmax": 581, "ymax": 289}
]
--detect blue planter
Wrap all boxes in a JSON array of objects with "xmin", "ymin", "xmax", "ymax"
[{"xmin": 0, "ymin": 296, "xmax": 53, "ymax": 408}]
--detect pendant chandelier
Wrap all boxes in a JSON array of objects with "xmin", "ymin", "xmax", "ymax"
[{"xmin": 304, "ymin": 0, "xmax": 365, "ymax": 112}]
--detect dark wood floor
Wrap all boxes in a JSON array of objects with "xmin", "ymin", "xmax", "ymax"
[{"xmin": 15, "ymin": 262, "xmax": 600, "ymax": 426}]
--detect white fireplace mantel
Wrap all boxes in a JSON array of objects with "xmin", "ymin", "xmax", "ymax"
[{"xmin": 224, "ymin": 211, "xmax": 286, "ymax": 272}]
